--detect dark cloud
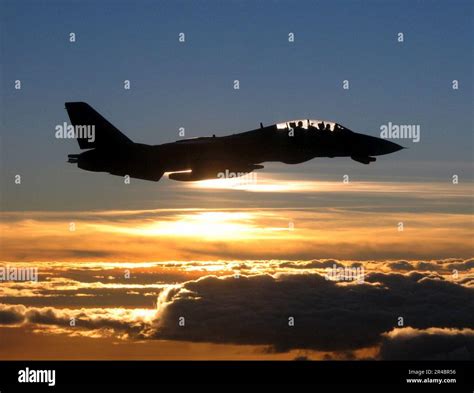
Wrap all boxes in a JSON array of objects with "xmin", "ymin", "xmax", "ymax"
[
  {"xmin": 153, "ymin": 271, "xmax": 474, "ymax": 353},
  {"xmin": 0, "ymin": 304, "xmax": 147, "ymax": 336},
  {"xmin": 0, "ymin": 305, "xmax": 26, "ymax": 325},
  {"xmin": 448, "ymin": 259, "xmax": 474, "ymax": 272},
  {"xmin": 387, "ymin": 260, "xmax": 417, "ymax": 271},
  {"xmin": 387, "ymin": 260, "xmax": 460, "ymax": 273},
  {"xmin": 62, "ymin": 250, "xmax": 115, "ymax": 258}
]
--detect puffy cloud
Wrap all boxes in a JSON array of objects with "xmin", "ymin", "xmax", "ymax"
[
  {"xmin": 379, "ymin": 327, "xmax": 474, "ymax": 360},
  {"xmin": 152, "ymin": 270, "xmax": 474, "ymax": 352},
  {"xmin": 448, "ymin": 259, "xmax": 474, "ymax": 272},
  {"xmin": 0, "ymin": 304, "xmax": 152, "ymax": 338},
  {"xmin": 0, "ymin": 305, "xmax": 26, "ymax": 325}
]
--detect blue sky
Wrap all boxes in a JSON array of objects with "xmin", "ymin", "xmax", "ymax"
[{"xmin": 1, "ymin": 0, "xmax": 472, "ymax": 210}]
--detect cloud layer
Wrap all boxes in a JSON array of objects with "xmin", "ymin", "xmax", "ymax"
[
  {"xmin": 1, "ymin": 258, "xmax": 473, "ymax": 359},
  {"xmin": 153, "ymin": 270, "xmax": 474, "ymax": 355},
  {"xmin": 1, "ymin": 207, "xmax": 473, "ymax": 262}
]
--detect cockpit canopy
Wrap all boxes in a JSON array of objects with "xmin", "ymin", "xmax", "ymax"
[{"xmin": 275, "ymin": 119, "xmax": 350, "ymax": 133}]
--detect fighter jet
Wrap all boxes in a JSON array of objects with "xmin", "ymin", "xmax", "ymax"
[{"xmin": 65, "ymin": 102, "xmax": 404, "ymax": 182}]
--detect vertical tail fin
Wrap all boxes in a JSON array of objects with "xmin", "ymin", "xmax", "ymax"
[{"xmin": 64, "ymin": 102, "xmax": 133, "ymax": 149}]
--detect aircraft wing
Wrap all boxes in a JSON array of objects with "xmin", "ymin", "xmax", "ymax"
[
  {"xmin": 168, "ymin": 161, "xmax": 264, "ymax": 182},
  {"xmin": 108, "ymin": 168, "xmax": 164, "ymax": 182}
]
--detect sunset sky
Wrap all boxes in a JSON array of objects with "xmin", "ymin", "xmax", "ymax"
[{"xmin": 0, "ymin": 0, "xmax": 473, "ymax": 360}]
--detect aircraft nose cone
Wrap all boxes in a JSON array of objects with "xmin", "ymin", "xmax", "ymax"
[
  {"xmin": 381, "ymin": 139, "xmax": 404, "ymax": 154},
  {"xmin": 358, "ymin": 135, "xmax": 405, "ymax": 156}
]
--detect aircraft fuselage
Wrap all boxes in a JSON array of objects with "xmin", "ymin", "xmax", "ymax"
[{"xmin": 65, "ymin": 103, "xmax": 404, "ymax": 182}]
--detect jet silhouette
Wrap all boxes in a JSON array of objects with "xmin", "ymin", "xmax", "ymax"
[{"xmin": 65, "ymin": 102, "xmax": 404, "ymax": 182}]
